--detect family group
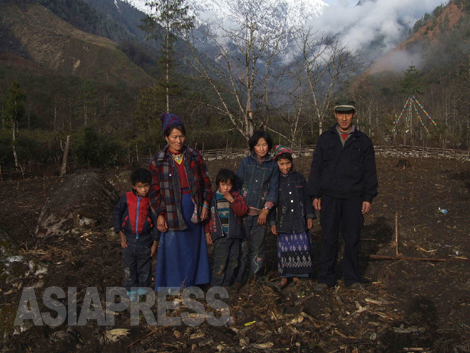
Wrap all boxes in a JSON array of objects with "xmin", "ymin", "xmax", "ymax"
[{"xmin": 113, "ymin": 98, "xmax": 378, "ymax": 302}]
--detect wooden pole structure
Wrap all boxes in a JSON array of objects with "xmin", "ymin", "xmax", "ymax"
[
  {"xmin": 60, "ymin": 135, "xmax": 70, "ymax": 177},
  {"xmin": 395, "ymin": 211, "xmax": 399, "ymax": 256},
  {"xmin": 369, "ymin": 209, "xmax": 470, "ymax": 262}
]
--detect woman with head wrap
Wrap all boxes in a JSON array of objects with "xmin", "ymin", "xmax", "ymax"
[{"xmin": 149, "ymin": 113, "xmax": 212, "ymax": 292}]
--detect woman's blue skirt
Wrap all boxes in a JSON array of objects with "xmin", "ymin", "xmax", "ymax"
[{"xmin": 154, "ymin": 193, "xmax": 210, "ymax": 291}]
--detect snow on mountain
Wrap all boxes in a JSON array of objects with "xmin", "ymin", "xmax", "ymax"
[{"xmin": 121, "ymin": 0, "xmax": 327, "ymax": 32}]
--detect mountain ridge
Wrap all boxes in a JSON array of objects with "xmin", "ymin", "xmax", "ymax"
[
  {"xmin": 0, "ymin": 1, "xmax": 154, "ymax": 88},
  {"xmin": 366, "ymin": 1, "xmax": 461, "ymax": 75}
]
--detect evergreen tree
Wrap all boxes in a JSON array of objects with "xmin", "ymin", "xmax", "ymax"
[
  {"xmin": 77, "ymin": 81, "xmax": 98, "ymax": 127},
  {"xmin": 399, "ymin": 65, "xmax": 424, "ymax": 95},
  {"xmin": 140, "ymin": 0, "xmax": 194, "ymax": 113}
]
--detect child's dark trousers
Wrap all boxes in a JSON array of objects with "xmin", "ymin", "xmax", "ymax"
[
  {"xmin": 122, "ymin": 237, "xmax": 153, "ymax": 292},
  {"xmin": 211, "ymin": 237, "xmax": 240, "ymax": 287}
]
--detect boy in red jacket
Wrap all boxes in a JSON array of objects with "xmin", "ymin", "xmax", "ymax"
[
  {"xmin": 113, "ymin": 168, "xmax": 159, "ymax": 302},
  {"xmin": 205, "ymin": 169, "xmax": 248, "ymax": 288}
]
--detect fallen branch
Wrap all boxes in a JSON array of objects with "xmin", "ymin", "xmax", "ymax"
[
  {"xmin": 369, "ymin": 255, "xmax": 470, "ymax": 262},
  {"xmin": 127, "ymin": 325, "xmax": 171, "ymax": 348}
]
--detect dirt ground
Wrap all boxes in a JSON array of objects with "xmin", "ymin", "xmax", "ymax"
[{"xmin": 1, "ymin": 153, "xmax": 470, "ymax": 353}]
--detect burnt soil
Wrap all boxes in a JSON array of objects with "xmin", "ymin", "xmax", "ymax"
[{"xmin": 1, "ymin": 155, "xmax": 470, "ymax": 353}]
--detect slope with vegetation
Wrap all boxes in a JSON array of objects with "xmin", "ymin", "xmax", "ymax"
[
  {"xmin": 0, "ymin": 2, "xmax": 153, "ymax": 87},
  {"xmin": 351, "ymin": 0, "xmax": 470, "ymax": 150}
]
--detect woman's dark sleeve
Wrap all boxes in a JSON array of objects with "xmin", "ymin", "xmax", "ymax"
[{"xmin": 196, "ymin": 150, "xmax": 212, "ymax": 204}]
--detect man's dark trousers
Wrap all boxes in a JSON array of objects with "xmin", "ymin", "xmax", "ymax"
[{"xmin": 318, "ymin": 195, "xmax": 364, "ymax": 287}]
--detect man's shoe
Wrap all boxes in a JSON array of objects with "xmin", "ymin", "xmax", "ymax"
[
  {"xmin": 348, "ymin": 282, "xmax": 365, "ymax": 291},
  {"xmin": 314, "ymin": 283, "xmax": 328, "ymax": 292}
]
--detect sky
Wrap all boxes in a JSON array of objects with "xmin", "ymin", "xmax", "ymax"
[{"xmin": 312, "ymin": 0, "xmax": 450, "ymax": 69}]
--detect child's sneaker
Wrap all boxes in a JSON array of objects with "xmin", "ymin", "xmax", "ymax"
[{"xmin": 127, "ymin": 290, "xmax": 138, "ymax": 312}]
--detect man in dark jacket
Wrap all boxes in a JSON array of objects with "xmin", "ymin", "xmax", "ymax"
[{"xmin": 307, "ymin": 98, "xmax": 378, "ymax": 291}]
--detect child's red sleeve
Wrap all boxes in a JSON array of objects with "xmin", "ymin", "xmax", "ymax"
[{"xmin": 231, "ymin": 194, "xmax": 249, "ymax": 217}]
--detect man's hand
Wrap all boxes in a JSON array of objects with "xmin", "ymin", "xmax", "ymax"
[
  {"xmin": 271, "ymin": 225, "xmax": 277, "ymax": 235},
  {"xmin": 362, "ymin": 201, "xmax": 372, "ymax": 214},
  {"xmin": 157, "ymin": 214, "xmax": 169, "ymax": 232},
  {"xmin": 205, "ymin": 233, "xmax": 213, "ymax": 245},
  {"xmin": 313, "ymin": 198, "xmax": 321, "ymax": 211}
]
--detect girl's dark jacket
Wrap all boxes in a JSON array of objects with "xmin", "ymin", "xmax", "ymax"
[
  {"xmin": 205, "ymin": 190, "xmax": 249, "ymax": 242},
  {"xmin": 307, "ymin": 124, "xmax": 378, "ymax": 203},
  {"xmin": 268, "ymin": 170, "xmax": 316, "ymax": 234}
]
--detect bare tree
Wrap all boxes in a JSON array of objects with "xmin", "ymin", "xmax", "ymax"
[
  {"xmin": 294, "ymin": 27, "xmax": 361, "ymax": 136},
  {"xmin": 3, "ymin": 81, "xmax": 26, "ymax": 169},
  {"xmin": 185, "ymin": 0, "xmax": 287, "ymax": 142},
  {"xmin": 271, "ymin": 60, "xmax": 310, "ymax": 147}
]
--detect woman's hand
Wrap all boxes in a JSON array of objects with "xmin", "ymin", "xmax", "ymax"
[
  {"xmin": 205, "ymin": 233, "xmax": 213, "ymax": 245},
  {"xmin": 271, "ymin": 225, "xmax": 277, "ymax": 235},
  {"xmin": 157, "ymin": 214, "xmax": 169, "ymax": 233},
  {"xmin": 200, "ymin": 204, "xmax": 209, "ymax": 221}
]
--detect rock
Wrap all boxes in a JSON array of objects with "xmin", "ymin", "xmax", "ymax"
[
  {"xmin": 396, "ymin": 159, "xmax": 411, "ymax": 168},
  {"xmin": 73, "ymin": 210, "xmax": 97, "ymax": 229},
  {"xmin": 35, "ymin": 171, "xmax": 119, "ymax": 237},
  {"xmin": 106, "ymin": 228, "xmax": 119, "ymax": 242}
]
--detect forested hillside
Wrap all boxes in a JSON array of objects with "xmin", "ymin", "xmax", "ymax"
[
  {"xmin": 0, "ymin": 0, "xmax": 226, "ymax": 177},
  {"xmin": 352, "ymin": 0, "xmax": 470, "ymax": 149}
]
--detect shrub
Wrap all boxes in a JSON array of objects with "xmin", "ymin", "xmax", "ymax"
[{"xmin": 74, "ymin": 127, "xmax": 123, "ymax": 167}]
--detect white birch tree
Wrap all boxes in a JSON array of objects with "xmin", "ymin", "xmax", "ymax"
[
  {"xmin": 185, "ymin": 0, "xmax": 287, "ymax": 142},
  {"xmin": 3, "ymin": 81, "xmax": 26, "ymax": 169}
]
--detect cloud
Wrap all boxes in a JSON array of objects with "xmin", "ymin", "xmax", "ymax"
[{"xmin": 309, "ymin": 0, "xmax": 450, "ymax": 62}]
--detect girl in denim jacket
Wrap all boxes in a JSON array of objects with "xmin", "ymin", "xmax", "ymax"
[{"xmin": 231, "ymin": 131, "xmax": 279, "ymax": 290}]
